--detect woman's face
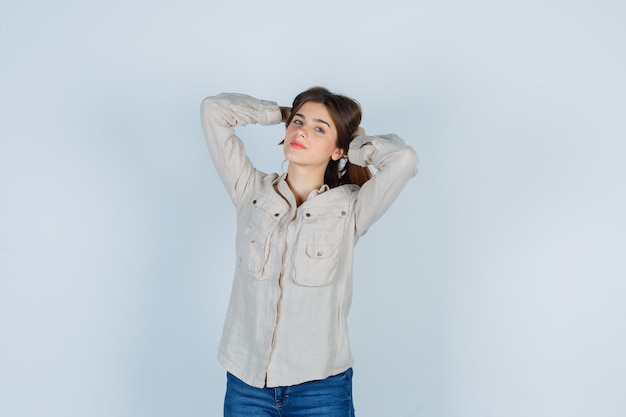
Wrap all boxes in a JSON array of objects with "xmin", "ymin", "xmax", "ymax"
[{"xmin": 283, "ymin": 101, "xmax": 344, "ymax": 169}]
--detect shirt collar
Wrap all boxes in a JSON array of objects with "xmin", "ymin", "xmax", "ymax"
[{"xmin": 275, "ymin": 173, "xmax": 330, "ymax": 201}]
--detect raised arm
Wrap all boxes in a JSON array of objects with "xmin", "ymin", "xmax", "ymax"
[
  {"xmin": 349, "ymin": 133, "xmax": 419, "ymax": 237},
  {"xmin": 200, "ymin": 93, "xmax": 282, "ymax": 205}
]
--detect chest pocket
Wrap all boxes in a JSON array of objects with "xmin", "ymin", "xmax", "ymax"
[
  {"xmin": 237, "ymin": 195, "xmax": 286, "ymax": 279},
  {"xmin": 292, "ymin": 203, "xmax": 349, "ymax": 287}
]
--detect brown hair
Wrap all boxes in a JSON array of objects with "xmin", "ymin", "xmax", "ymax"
[{"xmin": 285, "ymin": 87, "xmax": 372, "ymax": 188}]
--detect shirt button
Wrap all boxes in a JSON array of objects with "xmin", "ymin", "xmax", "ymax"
[
  {"xmin": 341, "ymin": 211, "xmax": 346, "ymax": 216},
  {"xmin": 274, "ymin": 213, "xmax": 279, "ymax": 217},
  {"xmin": 305, "ymin": 213, "xmax": 311, "ymax": 217},
  {"xmin": 317, "ymin": 251, "xmax": 323, "ymax": 257},
  {"xmin": 252, "ymin": 199, "xmax": 257, "ymax": 205}
]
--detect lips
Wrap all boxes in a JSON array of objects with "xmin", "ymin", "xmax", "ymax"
[{"xmin": 290, "ymin": 140, "xmax": 306, "ymax": 150}]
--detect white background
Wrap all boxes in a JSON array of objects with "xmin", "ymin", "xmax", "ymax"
[{"xmin": 1, "ymin": 1, "xmax": 624, "ymax": 416}]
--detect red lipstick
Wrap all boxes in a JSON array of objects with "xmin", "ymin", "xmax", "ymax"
[{"xmin": 290, "ymin": 140, "xmax": 306, "ymax": 150}]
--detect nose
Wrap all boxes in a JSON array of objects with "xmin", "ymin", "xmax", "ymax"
[{"xmin": 296, "ymin": 126, "xmax": 307, "ymax": 138}]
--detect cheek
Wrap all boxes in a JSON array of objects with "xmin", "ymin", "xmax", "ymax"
[
  {"xmin": 326, "ymin": 135, "xmax": 339, "ymax": 151},
  {"xmin": 285, "ymin": 125, "xmax": 300, "ymax": 137},
  {"xmin": 321, "ymin": 141, "xmax": 340, "ymax": 157}
]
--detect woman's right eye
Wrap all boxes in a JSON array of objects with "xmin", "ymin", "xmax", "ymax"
[{"xmin": 293, "ymin": 120, "xmax": 303, "ymax": 125}]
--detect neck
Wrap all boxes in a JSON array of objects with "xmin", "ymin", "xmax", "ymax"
[{"xmin": 285, "ymin": 163, "xmax": 326, "ymax": 206}]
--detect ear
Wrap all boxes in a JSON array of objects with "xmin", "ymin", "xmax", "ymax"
[{"xmin": 331, "ymin": 147, "xmax": 345, "ymax": 161}]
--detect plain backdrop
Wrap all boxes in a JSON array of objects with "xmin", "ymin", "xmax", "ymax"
[{"xmin": 1, "ymin": 1, "xmax": 624, "ymax": 416}]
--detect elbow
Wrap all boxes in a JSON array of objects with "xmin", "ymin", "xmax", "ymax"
[
  {"xmin": 401, "ymin": 146, "xmax": 419, "ymax": 178},
  {"xmin": 200, "ymin": 95, "xmax": 231, "ymax": 128},
  {"xmin": 200, "ymin": 95, "xmax": 219, "ymax": 116}
]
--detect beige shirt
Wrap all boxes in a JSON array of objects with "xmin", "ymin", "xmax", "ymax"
[{"xmin": 201, "ymin": 93, "xmax": 418, "ymax": 388}]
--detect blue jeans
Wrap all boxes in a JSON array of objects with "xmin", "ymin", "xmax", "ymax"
[{"xmin": 224, "ymin": 369, "xmax": 355, "ymax": 417}]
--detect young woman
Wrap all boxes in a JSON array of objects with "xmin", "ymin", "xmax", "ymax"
[{"xmin": 201, "ymin": 87, "xmax": 418, "ymax": 416}]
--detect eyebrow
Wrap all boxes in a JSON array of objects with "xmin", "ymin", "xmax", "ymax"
[{"xmin": 294, "ymin": 112, "xmax": 331, "ymax": 128}]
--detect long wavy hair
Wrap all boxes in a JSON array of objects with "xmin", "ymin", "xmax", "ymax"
[{"xmin": 284, "ymin": 87, "xmax": 372, "ymax": 188}]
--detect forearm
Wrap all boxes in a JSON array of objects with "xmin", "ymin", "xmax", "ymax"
[
  {"xmin": 201, "ymin": 93, "xmax": 282, "ymax": 129},
  {"xmin": 350, "ymin": 133, "xmax": 419, "ymax": 235},
  {"xmin": 200, "ymin": 93, "xmax": 282, "ymax": 203},
  {"xmin": 348, "ymin": 134, "xmax": 417, "ymax": 172}
]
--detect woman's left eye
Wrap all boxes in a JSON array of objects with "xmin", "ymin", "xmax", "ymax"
[{"xmin": 315, "ymin": 127, "xmax": 325, "ymax": 133}]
